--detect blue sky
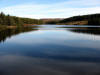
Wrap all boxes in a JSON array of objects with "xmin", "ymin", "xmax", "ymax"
[{"xmin": 0, "ymin": 0, "xmax": 100, "ymax": 19}]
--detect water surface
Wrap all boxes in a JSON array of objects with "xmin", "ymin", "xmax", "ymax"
[{"xmin": 0, "ymin": 25, "xmax": 100, "ymax": 75}]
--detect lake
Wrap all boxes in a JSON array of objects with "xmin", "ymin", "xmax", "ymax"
[{"xmin": 0, "ymin": 25, "xmax": 100, "ymax": 75}]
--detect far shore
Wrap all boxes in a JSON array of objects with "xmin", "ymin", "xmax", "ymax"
[{"xmin": 0, "ymin": 24, "xmax": 39, "ymax": 30}]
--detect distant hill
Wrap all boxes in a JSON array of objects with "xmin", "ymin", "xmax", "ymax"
[
  {"xmin": 41, "ymin": 18, "xmax": 64, "ymax": 24},
  {"xmin": 45, "ymin": 14, "xmax": 100, "ymax": 25}
]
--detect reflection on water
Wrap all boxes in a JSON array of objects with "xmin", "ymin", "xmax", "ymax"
[
  {"xmin": 0, "ymin": 25, "xmax": 100, "ymax": 75},
  {"xmin": 69, "ymin": 27, "xmax": 100, "ymax": 35},
  {"xmin": 0, "ymin": 26, "xmax": 38, "ymax": 43}
]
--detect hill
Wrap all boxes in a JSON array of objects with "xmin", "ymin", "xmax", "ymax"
[
  {"xmin": 0, "ymin": 12, "xmax": 43, "ymax": 27},
  {"xmin": 45, "ymin": 14, "xmax": 100, "ymax": 25},
  {"xmin": 41, "ymin": 18, "xmax": 64, "ymax": 24}
]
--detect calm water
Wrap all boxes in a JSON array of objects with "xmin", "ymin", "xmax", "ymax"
[{"xmin": 0, "ymin": 25, "xmax": 100, "ymax": 75}]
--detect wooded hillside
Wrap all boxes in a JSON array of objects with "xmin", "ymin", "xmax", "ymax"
[{"xmin": 0, "ymin": 12, "xmax": 43, "ymax": 26}]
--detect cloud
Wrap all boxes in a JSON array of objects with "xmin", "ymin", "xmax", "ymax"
[{"xmin": 0, "ymin": 0, "xmax": 100, "ymax": 18}]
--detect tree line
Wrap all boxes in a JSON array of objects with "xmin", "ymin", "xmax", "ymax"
[
  {"xmin": 59, "ymin": 14, "xmax": 100, "ymax": 25},
  {"xmin": 0, "ymin": 12, "xmax": 43, "ymax": 26},
  {"xmin": 45, "ymin": 14, "xmax": 100, "ymax": 25}
]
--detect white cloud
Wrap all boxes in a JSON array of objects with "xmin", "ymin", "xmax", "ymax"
[{"xmin": 0, "ymin": 0, "xmax": 100, "ymax": 18}]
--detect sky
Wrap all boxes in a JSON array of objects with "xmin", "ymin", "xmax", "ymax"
[{"xmin": 0, "ymin": 0, "xmax": 100, "ymax": 19}]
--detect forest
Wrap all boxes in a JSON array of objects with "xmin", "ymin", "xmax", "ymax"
[
  {"xmin": 0, "ymin": 12, "xmax": 43, "ymax": 27},
  {"xmin": 0, "ymin": 12, "xmax": 100, "ymax": 26},
  {"xmin": 45, "ymin": 14, "xmax": 100, "ymax": 25}
]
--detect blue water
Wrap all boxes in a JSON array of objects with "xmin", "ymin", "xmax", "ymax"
[{"xmin": 0, "ymin": 25, "xmax": 100, "ymax": 75}]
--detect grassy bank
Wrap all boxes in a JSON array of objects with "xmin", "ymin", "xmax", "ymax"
[
  {"xmin": 0, "ymin": 25, "xmax": 7, "ymax": 30},
  {"xmin": 57, "ymin": 21, "xmax": 88, "ymax": 25}
]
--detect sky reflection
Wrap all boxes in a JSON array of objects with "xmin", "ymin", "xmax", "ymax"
[{"xmin": 0, "ymin": 25, "xmax": 100, "ymax": 75}]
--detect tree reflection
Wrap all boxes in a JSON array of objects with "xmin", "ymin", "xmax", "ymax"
[
  {"xmin": 69, "ymin": 27, "xmax": 100, "ymax": 35},
  {"xmin": 0, "ymin": 26, "xmax": 38, "ymax": 43}
]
